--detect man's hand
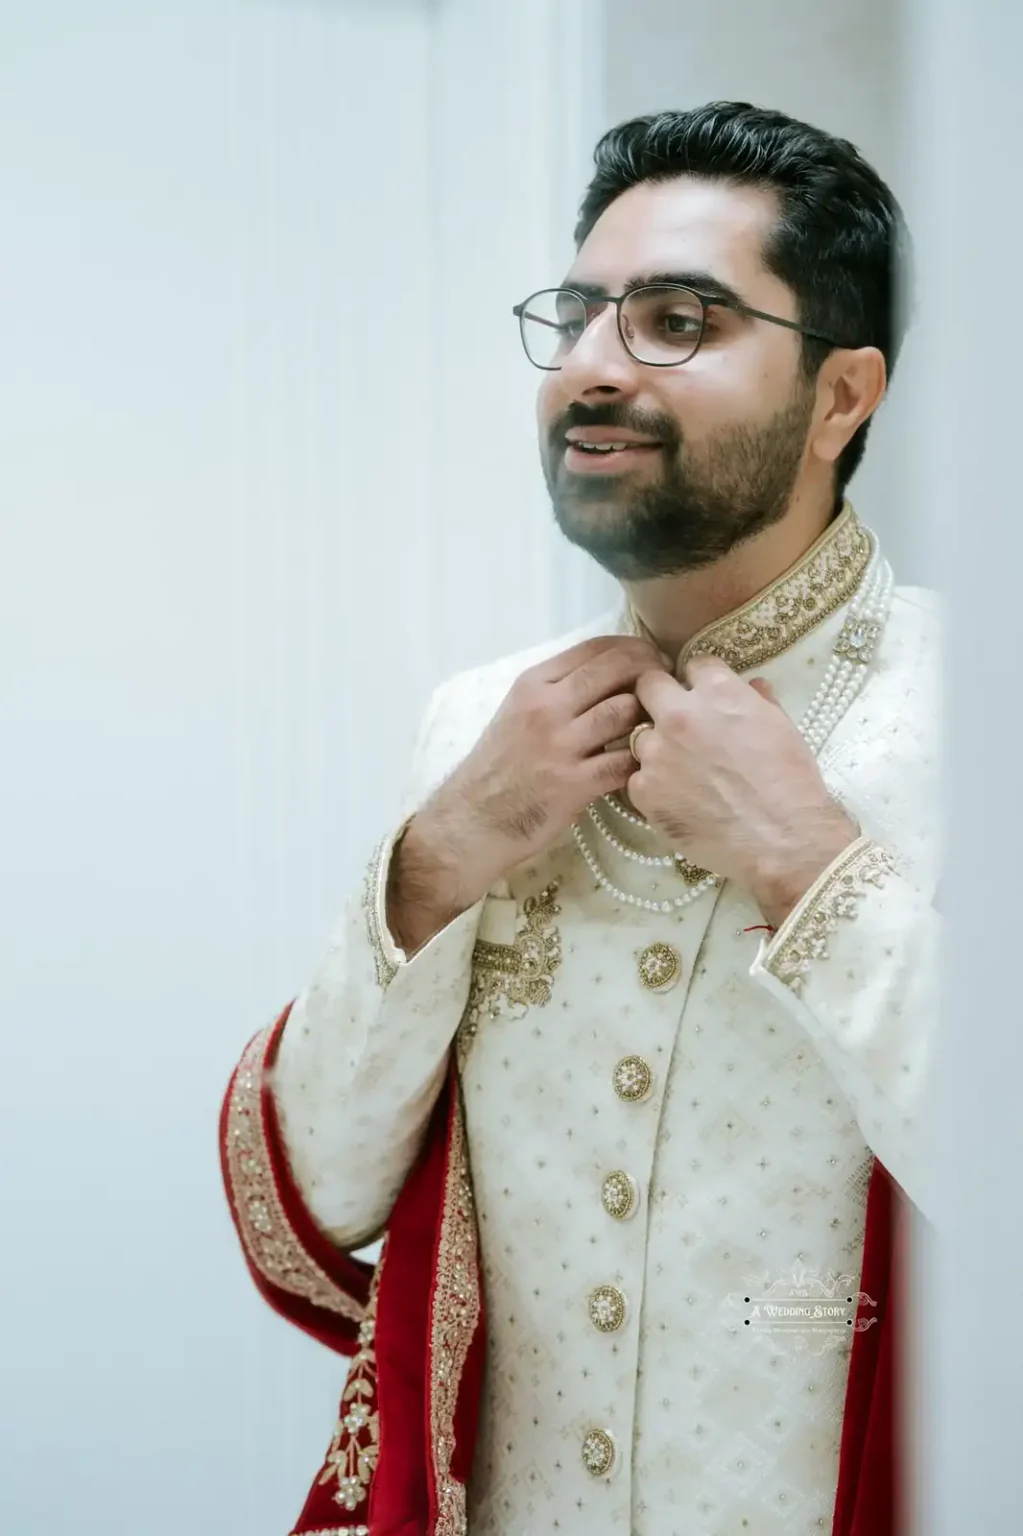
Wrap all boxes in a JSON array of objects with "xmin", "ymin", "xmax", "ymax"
[
  {"xmin": 388, "ymin": 636, "xmax": 672, "ymax": 954},
  {"xmin": 629, "ymin": 656, "xmax": 858, "ymax": 928}
]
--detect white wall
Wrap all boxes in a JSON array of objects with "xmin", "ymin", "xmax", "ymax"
[
  {"xmin": 904, "ymin": 0, "xmax": 1023, "ymax": 1527},
  {"xmin": 599, "ymin": 0, "xmax": 928, "ymax": 586},
  {"xmin": 0, "ymin": 1, "xmax": 605, "ymax": 1530}
]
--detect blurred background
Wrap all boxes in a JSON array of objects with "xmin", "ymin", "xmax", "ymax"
[{"xmin": 1, "ymin": 0, "xmax": 1018, "ymax": 1532}]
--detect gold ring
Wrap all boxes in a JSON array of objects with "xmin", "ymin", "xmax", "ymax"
[{"xmin": 628, "ymin": 722, "xmax": 653, "ymax": 762}]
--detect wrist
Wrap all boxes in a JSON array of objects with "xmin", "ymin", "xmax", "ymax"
[
  {"xmin": 749, "ymin": 808, "xmax": 860, "ymax": 930},
  {"xmin": 386, "ymin": 804, "xmax": 489, "ymax": 955}
]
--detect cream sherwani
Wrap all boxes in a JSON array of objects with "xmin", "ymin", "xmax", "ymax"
[{"xmin": 271, "ymin": 506, "xmax": 939, "ymax": 1536}]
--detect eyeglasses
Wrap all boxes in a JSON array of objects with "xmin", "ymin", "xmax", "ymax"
[{"xmin": 512, "ymin": 284, "xmax": 849, "ymax": 370}]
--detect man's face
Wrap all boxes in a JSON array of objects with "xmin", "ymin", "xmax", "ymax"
[{"xmin": 537, "ymin": 177, "xmax": 819, "ymax": 580}]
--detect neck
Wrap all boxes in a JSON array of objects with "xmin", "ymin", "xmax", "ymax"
[{"xmin": 621, "ymin": 485, "xmax": 840, "ymax": 662}]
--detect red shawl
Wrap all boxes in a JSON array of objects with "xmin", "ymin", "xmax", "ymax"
[{"xmin": 220, "ymin": 1007, "xmax": 903, "ymax": 1535}]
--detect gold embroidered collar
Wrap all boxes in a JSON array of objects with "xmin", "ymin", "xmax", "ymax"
[{"xmin": 625, "ymin": 502, "xmax": 874, "ymax": 674}]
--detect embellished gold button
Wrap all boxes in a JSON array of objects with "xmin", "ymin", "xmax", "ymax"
[
  {"xmin": 636, "ymin": 941, "xmax": 681, "ymax": 991},
  {"xmin": 613, "ymin": 1055, "xmax": 653, "ymax": 1103},
  {"xmin": 588, "ymin": 1284, "xmax": 627, "ymax": 1332},
  {"xmin": 581, "ymin": 1427, "xmax": 616, "ymax": 1477},
  {"xmin": 601, "ymin": 1170, "xmax": 639, "ymax": 1221}
]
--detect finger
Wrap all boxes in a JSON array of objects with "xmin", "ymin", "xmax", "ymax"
[
  {"xmin": 680, "ymin": 654, "xmax": 738, "ymax": 690},
  {"xmin": 749, "ymin": 676, "xmax": 782, "ymax": 706},
  {"xmin": 634, "ymin": 666, "xmax": 683, "ymax": 716},
  {"xmin": 571, "ymin": 691, "xmax": 646, "ymax": 756},
  {"xmin": 560, "ymin": 643, "xmax": 671, "ymax": 714},
  {"xmin": 584, "ymin": 746, "xmax": 639, "ymax": 798},
  {"xmin": 536, "ymin": 635, "xmax": 667, "ymax": 686}
]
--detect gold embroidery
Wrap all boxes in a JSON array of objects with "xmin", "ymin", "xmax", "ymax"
[
  {"xmin": 225, "ymin": 1029, "xmax": 365, "ymax": 1322},
  {"xmin": 430, "ymin": 1090, "xmax": 480, "ymax": 1536},
  {"xmin": 362, "ymin": 836, "xmax": 399, "ymax": 989},
  {"xmin": 289, "ymin": 1527, "xmax": 369, "ymax": 1535},
  {"xmin": 625, "ymin": 503, "xmax": 873, "ymax": 673},
  {"xmin": 767, "ymin": 838, "xmax": 897, "ymax": 994},
  {"xmin": 316, "ymin": 1255, "xmax": 383, "ymax": 1519},
  {"xmin": 456, "ymin": 883, "xmax": 562, "ymax": 1065}
]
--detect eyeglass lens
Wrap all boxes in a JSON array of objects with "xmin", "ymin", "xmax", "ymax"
[{"xmin": 519, "ymin": 286, "xmax": 705, "ymax": 369}]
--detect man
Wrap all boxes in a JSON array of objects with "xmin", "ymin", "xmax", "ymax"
[{"xmin": 221, "ymin": 103, "xmax": 936, "ymax": 1536}]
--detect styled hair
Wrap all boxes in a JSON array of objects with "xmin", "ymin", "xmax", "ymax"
[{"xmin": 575, "ymin": 102, "xmax": 910, "ymax": 492}]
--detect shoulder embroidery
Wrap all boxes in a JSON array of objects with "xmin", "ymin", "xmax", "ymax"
[
  {"xmin": 456, "ymin": 882, "xmax": 562, "ymax": 1066},
  {"xmin": 768, "ymin": 838, "xmax": 897, "ymax": 994},
  {"xmin": 309, "ymin": 1257, "xmax": 383, "ymax": 1526}
]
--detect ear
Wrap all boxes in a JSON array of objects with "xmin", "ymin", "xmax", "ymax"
[{"xmin": 810, "ymin": 346, "xmax": 887, "ymax": 469}]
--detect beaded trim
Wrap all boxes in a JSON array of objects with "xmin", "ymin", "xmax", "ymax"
[
  {"xmin": 225, "ymin": 1029, "xmax": 365, "ymax": 1321},
  {"xmin": 766, "ymin": 837, "xmax": 897, "ymax": 994},
  {"xmin": 429, "ymin": 1090, "xmax": 480, "ymax": 1536}
]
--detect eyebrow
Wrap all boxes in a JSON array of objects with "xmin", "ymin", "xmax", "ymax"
[{"xmin": 560, "ymin": 269, "xmax": 750, "ymax": 310}]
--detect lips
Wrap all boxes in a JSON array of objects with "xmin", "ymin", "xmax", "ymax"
[
  {"xmin": 562, "ymin": 438, "xmax": 663, "ymax": 474},
  {"xmin": 568, "ymin": 441, "xmax": 660, "ymax": 456}
]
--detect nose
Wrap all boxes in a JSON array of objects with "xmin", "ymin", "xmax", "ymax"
[{"xmin": 557, "ymin": 304, "xmax": 643, "ymax": 398}]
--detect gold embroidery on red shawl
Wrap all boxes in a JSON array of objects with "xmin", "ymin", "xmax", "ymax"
[
  {"xmin": 314, "ymin": 1253, "xmax": 383, "ymax": 1520},
  {"xmin": 429, "ymin": 1091, "xmax": 480, "ymax": 1536},
  {"xmin": 226, "ymin": 1028, "xmax": 364, "ymax": 1321}
]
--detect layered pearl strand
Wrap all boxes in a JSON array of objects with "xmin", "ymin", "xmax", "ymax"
[{"xmin": 571, "ymin": 547, "xmax": 894, "ymax": 914}]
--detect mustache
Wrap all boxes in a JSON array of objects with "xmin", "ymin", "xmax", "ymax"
[{"xmin": 548, "ymin": 401, "xmax": 681, "ymax": 453}]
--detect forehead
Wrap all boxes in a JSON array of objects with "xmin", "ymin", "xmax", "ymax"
[{"xmin": 569, "ymin": 176, "xmax": 786, "ymax": 301}]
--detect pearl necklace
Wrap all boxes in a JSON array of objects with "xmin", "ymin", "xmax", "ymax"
[{"xmin": 571, "ymin": 546, "xmax": 894, "ymax": 914}]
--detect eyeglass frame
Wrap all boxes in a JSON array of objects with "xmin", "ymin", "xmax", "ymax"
[{"xmin": 511, "ymin": 282, "xmax": 852, "ymax": 370}]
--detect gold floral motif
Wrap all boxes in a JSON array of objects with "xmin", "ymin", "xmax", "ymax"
[
  {"xmin": 225, "ymin": 1028, "xmax": 365, "ymax": 1322},
  {"xmin": 456, "ymin": 883, "xmax": 562, "ymax": 1066},
  {"xmin": 362, "ymin": 835, "xmax": 400, "ymax": 989},
  {"xmin": 767, "ymin": 838, "xmax": 897, "ymax": 994},
  {"xmin": 429, "ymin": 1090, "xmax": 481, "ymax": 1536},
  {"xmin": 625, "ymin": 503, "xmax": 872, "ymax": 673},
  {"xmin": 316, "ymin": 1257, "xmax": 383, "ymax": 1519}
]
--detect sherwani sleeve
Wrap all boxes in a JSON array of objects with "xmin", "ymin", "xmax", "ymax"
[
  {"xmin": 749, "ymin": 836, "xmax": 937, "ymax": 1213},
  {"xmin": 266, "ymin": 682, "xmax": 485, "ymax": 1251}
]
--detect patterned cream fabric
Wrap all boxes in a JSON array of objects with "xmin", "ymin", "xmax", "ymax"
[{"xmin": 271, "ymin": 509, "xmax": 939, "ymax": 1534}]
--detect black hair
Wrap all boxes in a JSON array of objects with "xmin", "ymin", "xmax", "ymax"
[{"xmin": 575, "ymin": 103, "xmax": 910, "ymax": 492}]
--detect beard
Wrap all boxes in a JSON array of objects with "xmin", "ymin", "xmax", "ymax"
[{"xmin": 542, "ymin": 385, "xmax": 817, "ymax": 581}]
